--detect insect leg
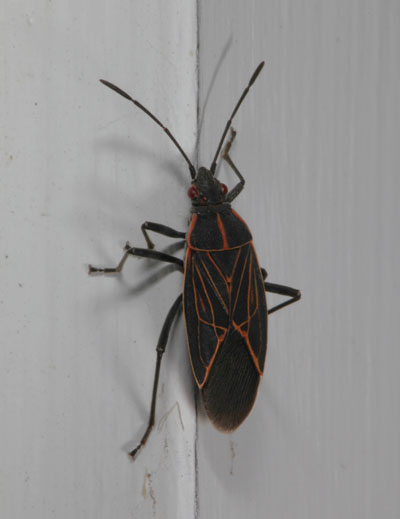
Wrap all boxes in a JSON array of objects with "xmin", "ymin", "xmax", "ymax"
[
  {"xmin": 265, "ymin": 282, "xmax": 301, "ymax": 314},
  {"xmin": 129, "ymin": 293, "xmax": 183, "ymax": 459},
  {"xmin": 88, "ymin": 242, "xmax": 183, "ymax": 275},
  {"xmin": 141, "ymin": 221, "xmax": 186, "ymax": 249},
  {"xmin": 222, "ymin": 129, "xmax": 245, "ymax": 203}
]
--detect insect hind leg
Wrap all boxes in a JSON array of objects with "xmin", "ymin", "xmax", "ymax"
[
  {"xmin": 129, "ymin": 294, "xmax": 183, "ymax": 460},
  {"xmin": 265, "ymin": 282, "xmax": 301, "ymax": 314}
]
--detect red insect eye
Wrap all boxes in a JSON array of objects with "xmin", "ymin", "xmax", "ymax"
[
  {"xmin": 187, "ymin": 185, "xmax": 199, "ymax": 199},
  {"xmin": 220, "ymin": 183, "xmax": 228, "ymax": 195}
]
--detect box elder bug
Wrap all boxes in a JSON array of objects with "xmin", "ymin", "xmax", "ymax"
[{"xmin": 89, "ymin": 61, "xmax": 301, "ymax": 459}]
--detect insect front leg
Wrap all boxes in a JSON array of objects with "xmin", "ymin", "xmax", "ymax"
[
  {"xmin": 129, "ymin": 293, "xmax": 183, "ymax": 460},
  {"xmin": 141, "ymin": 221, "xmax": 186, "ymax": 249},
  {"xmin": 265, "ymin": 281, "xmax": 301, "ymax": 314},
  {"xmin": 222, "ymin": 128, "xmax": 245, "ymax": 203},
  {"xmin": 88, "ymin": 242, "xmax": 183, "ymax": 275}
]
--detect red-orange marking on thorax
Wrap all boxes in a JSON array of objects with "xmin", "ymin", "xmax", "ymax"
[
  {"xmin": 216, "ymin": 213, "xmax": 229, "ymax": 249},
  {"xmin": 187, "ymin": 213, "xmax": 198, "ymax": 245}
]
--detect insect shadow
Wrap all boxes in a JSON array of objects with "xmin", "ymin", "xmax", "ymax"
[{"xmin": 195, "ymin": 35, "xmax": 233, "ymax": 155}]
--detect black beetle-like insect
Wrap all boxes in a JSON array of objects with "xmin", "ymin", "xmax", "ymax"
[{"xmin": 89, "ymin": 62, "xmax": 301, "ymax": 459}]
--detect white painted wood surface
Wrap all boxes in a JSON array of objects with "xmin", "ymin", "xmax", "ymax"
[
  {"xmin": 197, "ymin": 1, "xmax": 400, "ymax": 518},
  {"xmin": 0, "ymin": 2, "xmax": 197, "ymax": 518},
  {"xmin": 2, "ymin": 1, "xmax": 400, "ymax": 518}
]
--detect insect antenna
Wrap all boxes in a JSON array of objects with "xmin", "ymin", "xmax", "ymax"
[
  {"xmin": 210, "ymin": 61, "xmax": 265, "ymax": 174},
  {"xmin": 100, "ymin": 79, "xmax": 196, "ymax": 179}
]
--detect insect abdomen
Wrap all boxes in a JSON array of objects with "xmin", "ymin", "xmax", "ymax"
[{"xmin": 201, "ymin": 327, "xmax": 260, "ymax": 431}]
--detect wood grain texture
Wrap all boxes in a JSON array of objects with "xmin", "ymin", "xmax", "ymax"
[
  {"xmin": 197, "ymin": 1, "xmax": 400, "ymax": 518},
  {"xmin": 0, "ymin": 1, "xmax": 197, "ymax": 518}
]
